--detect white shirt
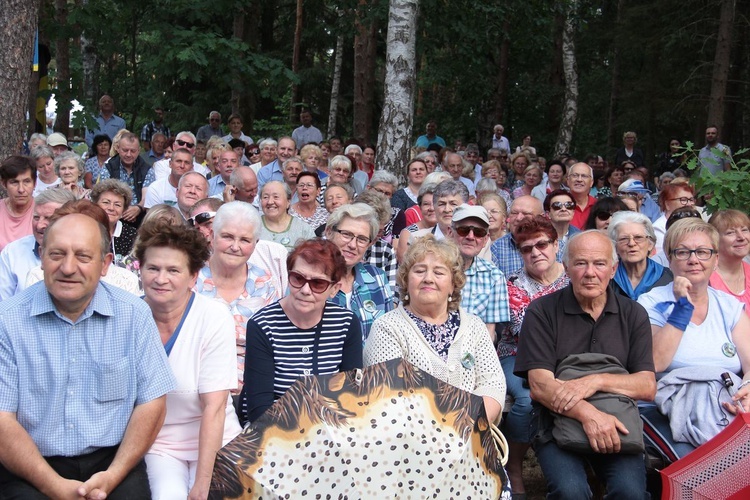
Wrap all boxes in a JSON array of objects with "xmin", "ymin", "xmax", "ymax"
[
  {"xmin": 153, "ymin": 160, "xmax": 210, "ymax": 180},
  {"xmin": 33, "ymin": 178, "xmax": 61, "ymax": 197},
  {"xmin": 0, "ymin": 235, "xmax": 39, "ymax": 301},
  {"xmin": 144, "ymin": 177, "xmax": 178, "ymax": 208}
]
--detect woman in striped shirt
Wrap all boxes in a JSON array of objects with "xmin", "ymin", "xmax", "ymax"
[{"xmin": 241, "ymin": 239, "xmax": 362, "ymax": 424}]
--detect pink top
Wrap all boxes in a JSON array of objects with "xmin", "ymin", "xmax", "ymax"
[
  {"xmin": 0, "ymin": 200, "xmax": 34, "ymax": 252},
  {"xmin": 710, "ymin": 262, "xmax": 750, "ymax": 316}
]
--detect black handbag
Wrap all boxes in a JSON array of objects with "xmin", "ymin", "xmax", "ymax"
[{"xmin": 551, "ymin": 353, "xmax": 645, "ymax": 454}]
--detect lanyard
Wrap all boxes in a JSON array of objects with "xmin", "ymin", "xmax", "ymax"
[{"xmin": 164, "ymin": 292, "xmax": 195, "ymax": 356}]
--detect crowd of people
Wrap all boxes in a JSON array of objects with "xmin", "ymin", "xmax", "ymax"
[{"xmin": 0, "ymin": 98, "xmax": 748, "ymax": 500}]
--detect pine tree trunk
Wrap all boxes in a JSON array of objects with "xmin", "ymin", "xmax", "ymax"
[
  {"xmin": 80, "ymin": 0, "xmax": 98, "ymax": 107},
  {"xmin": 231, "ymin": 9, "xmax": 245, "ymax": 115},
  {"xmin": 290, "ymin": 0, "xmax": 303, "ymax": 120},
  {"xmin": 353, "ymin": 0, "xmax": 377, "ymax": 143},
  {"xmin": 554, "ymin": 0, "xmax": 578, "ymax": 158},
  {"xmin": 54, "ymin": 0, "xmax": 71, "ymax": 137},
  {"xmin": 706, "ymin": 0, "xmax": 736, "ymax": 131},
  {"xmin": 327, "ymin": 33, "xmax": 344, "ymax": 138},
  {"xmin": 606, "ymin": 0, "xmax": 624, "ymax": 151},
  {"xmin": 493, "ymin": 20, "xmax": 511, "ymax": 125},
  {"xmin": 0, "ymin": 0, "xmax": 40, "ymax": 161},
  {"xmin": 375, "ymin": 0, "xmax": 418, "ymax": 183}
]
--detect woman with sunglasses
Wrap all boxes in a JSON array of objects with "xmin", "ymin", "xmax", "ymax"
[
  {"xmin": 496, "ymin": 215, "xmax": 569, "ymax": 497},
  {"xmin": 584, "ymin": 196, "xmax": 629, "ymax": 231},
  {"xmin": 608, "ymin": 211, "xmax": 672, "ymax": 300},
  {"xmin": 194, "ymin": 202, "xmax": 283, "ymax": 393},
  {"xmin": 638, "ymin": 219, "xmax": 750, "ymax": 463},
  {"xmin": 544, "ymin": 189, "xmax": 580, "ymax": 257},
  {"xmin": 241, "ymin": 238, "xmax": 362, "ymax": 424}
]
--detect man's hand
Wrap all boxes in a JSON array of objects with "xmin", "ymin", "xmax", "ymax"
[
  {"xmin": 45, "ymin": 477, "xmax": 86, "ymax": 500},
  {"xmin": 121, "ymin": 206, "xmax": 141, "ymax": 222},
  {"xmin": 223, "ymin": 184, "xmax": 236, "ymax": 202},
  {"xmin": 78, "ymin": 470, "xmax": 116, "ymax": 499},
  {"xmin": 552, "ymin": 375, "xmax": 599, "ymax": 413},
  {"xmin": 581, "ymin": 408, "xmax": 629, "ymax": 454}
]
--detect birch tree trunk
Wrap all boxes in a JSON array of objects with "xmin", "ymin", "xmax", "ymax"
[
  {"xmin": 327, "ymin": 33, "xmax": 344, "ymax": 138},
  {"xmin": 0, "ymin": 0, "xmax": 40, "ymax": 161},
  {"xmin": 554, "ymin": 0, "xmax": 578, "ymax": 159},
  {"xmin": 375, "ymin": 0, "xmax": 418, "ymax": 182},
  {"xmin": 706, "ymin": 0, "xmax": 736, "ymax": 131}
]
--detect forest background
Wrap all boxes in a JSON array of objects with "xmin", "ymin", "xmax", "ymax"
[{"xmin": 1, "ymin": 0, "xmax": 748, "ymax": 175}]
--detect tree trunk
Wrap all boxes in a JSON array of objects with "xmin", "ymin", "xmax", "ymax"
[
  {"xmin": 706, "ymin": 0, "xmax": 736, "ymax": 131},
  {"xmin": 376, "ymin": 0, "xmax": 418, "ymax": 183},
  {"xmin": 231, "ymin": 9, "xmax": 245, "ymax": 116},
  {"xmin": 0, "ymin": 0, "xmax": 40, "ymax": 161},
  {"xmin": 353, "ymin": 0, "xmax": 378, "ymax": 143},
  {"xmin": 546, "ymin": 10, "xmax": 565, "ymax": 138},
  {"xmin": 606, "ymin": 0, "xmax": 624, "ymax": 152},
  {"xmin": 54, "ymin": 0, "xmax": 71, "ymax": 137},
  {"xmin": 554, "ymin": 0, "xmax": 578, "ymax": 158},
  {"xmin": 327, "ymin": 33, "xmax": 344, "ymax": 138},
  {"xmin": 492, "ymin": 19, "xmax": 511, "ymax": 125},
  {"xmin": 290, "ymin": 0, "xmax": 303, "ymax": 120},
  {"xmin": 80, "ymin": 0, "xmax": 98, "ymax": 107}
]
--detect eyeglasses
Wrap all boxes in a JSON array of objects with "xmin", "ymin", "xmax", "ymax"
[
  {"xmin": 288, "ymin": 270, "xmax": 334, "ymax": 293},
  {"xmin": 617, "ymin": 192, "xmax": 640, "ymax": 198},
  {"xmin": 568, "ymin": 173, "xmax": 592, "ymax": 180},
  {"xmin": 249, "ymin": 149, "xmax": 260, "ymax": 155},
  {"xmin": 671, "ymin": 248, "xmax": 716, "ymax": 261},
  {"xmin": 519, "ymin": 239, "xmax": 554, "ymax": 255},
  {"xmin": 333, "ymin": 228, "xmax": 370, "ymax": 247},
  {"xmin": 669, "ymin": 196, "xmax": 696, "ymax": 205},
  {"xmin": 453, "ymin": 225, "xmax": 488, "ymax": 238},
  {"xmin": 550, "ymin": 201, "xmax": 575, "ymax": 211},
  {"xmin": 486, "ymin": 209, "xmax": 504, "ymax": 216},
  {"xmin": 297, "ymin": 183, "xmax": 317, "ymax": 189},
  {"xmin": 617, "ymin": 235, "xmax": 649, "ymax": 245},
  {"xmin": 176, "ymin": 139, "xmax": 195, "ymax": 149},
  {"xmin": 188, "ymin": 211, "xmax": 216, "ymax": 226},
  {"xmin": 209, "ymin": 118, "xmax": 221, "ymax": 122}
]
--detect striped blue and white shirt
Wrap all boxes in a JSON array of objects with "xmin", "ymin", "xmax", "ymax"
[{"xmin": 241, "ymin": 301, "xmax": 362, "ymax": 423}]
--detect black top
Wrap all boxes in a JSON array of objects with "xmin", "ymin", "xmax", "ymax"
[{"xmin": 514, "ymin": 285, "xmax": 654, "ymax": 380}]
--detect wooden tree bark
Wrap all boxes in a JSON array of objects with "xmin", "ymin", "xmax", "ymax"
[
  {"xmin": 231, "ymin": 9, "xmax": 245, "ymax": 116},
  {"xmin": 554, "ymin": 0, "xmax": 578, "ymax": 158},
  {"xmin": 376, "ymin": 0, "xmax": 418, "ymax": 182},
  {"xmin": 290, "ymin": 0, "xmax": 303, "ymax": 120},
  {"xmin": 706, "ymin": 0, "xmax": 736, "ymax": 131},
  {"xmin": 327, "ymin": 33, "xmax": 344, "ymax": 138},
  {"xmin": 0, "ymin": 0, "xmax": 41, "ymax": 161},
  {"xmin": 492, "ymin": 20, "xmax": 511, "ymax": 125},
  {"xmin": 353, "ymin": 0, "xmax": 378, "ymax": 143},
  {"xmin": 80, "ymin": 0, "xmax": 98, "ymax": 106},
  {"xmin": 54, "ymin": 0, "xmax": 71, "ymax": 137},
  {"xmin": 606, "ymin": 0, "xmax": 624, "ymax": 151}
]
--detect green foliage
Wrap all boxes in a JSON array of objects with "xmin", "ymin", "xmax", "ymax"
[{"xmin": 682, "ymin": 142, "xmax": 750, "ymax": 214}]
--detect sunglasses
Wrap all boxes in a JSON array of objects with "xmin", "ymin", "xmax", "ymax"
[
  {"xmin": 188, "ymin": 211, "xmax": 216, "ymax": 226},
  {"xmin": 453, "ymin": 225, "xmax": 488, "ymax": 238},
  {"xmin": 519, "ymin": 239, "xmax": 554, "ymax": 255},
  {"xmin": 550, "ymin": 201, "xmax": 575, "ymax": 211},
  {"xmin": 248, "ymin": 149, "xmax": 260, "ymax": 155},
  {"xmin": 176, "ymin": 139, "xmax": 195, "ymax": 148},
  {"xmin": 596, "ymin": 211, "xmax": 614, "ymax": 221},
  {"xmin": 288, "ymin": 270, "xmax": 334, "ymax": 293}
]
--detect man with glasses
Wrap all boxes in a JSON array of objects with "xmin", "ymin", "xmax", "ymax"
[
  {"xmin": 491, "ymin": 195, "xmax": 544, "ymax": 276},
  {"xmin": 196, "ymin": 111, "xmax": 223, "ymax": 143},
  {"xmin": 568, "ymin": 162, "xmax": 597, "ymax": 229},
  {"xmin": 153, "ymin": 131, "xmax": 210, "ymax": 179},
  {"xmin": 449, "ymin": 204, "xmax": 510, "ymax": 343}
]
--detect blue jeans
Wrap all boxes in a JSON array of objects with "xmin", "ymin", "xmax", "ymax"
[
  {"xmin": 500, "ymin": 356, "xmax": 533, "ymax": 443},
  {"xmin": 535, "ymin": 440, "xmax": 650, "ymax": 500}
]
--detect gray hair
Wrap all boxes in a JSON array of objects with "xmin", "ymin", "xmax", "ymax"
[
  {"xmin": 355, "ymin": 190, "xmax": 391, "ymax": 226},
  {"xmin": 29, "ymin": 133, "xmax": 47, "ymax": 144},
  {"xmin": 282, "ymin": 156, "xmax": 304, "ymax": 171},
  {"xmin": 35, "ymin": 187, "xmax": 76, "ymax": 206},
  {"xmin": 476, "ymin": 178, "xmax": 498, "ymax": 195},
  {"xmin": 324, "ymin": 182, "xmax": 355, "ymax": 201},
  {"xmin": 229, "ymin": 166, "xmax": 256, "ymax": 188},
  {"xmin": 607, "ymin": 211, "xmax": 656, "ymax": 244},
  {"xmin": 54, "ymin": 151, "xmax": 84, "ymax": 178},
  {"xmin": 329, "ymin": 155, "xmax": 352, "ymax": 173},
  {"xmin": 369, "ymin": 170, "xmax": 398, "ymax": 189},
  {"xmin": 178, "ymin": 171, "xmax": 208, "ymax": 191},
  {"xmin": 262, "ymin": 180, "xmax": 292, "ymax": 200},
  {"xmin": 416, "ymin": 151, "xmax": 437, "ymax": 162},
  {"xmin": 659, "ymin": 172, "xmax": 676, "ymax": 183},
  {"xmin": 258, "ymin": 138, "xmax": 278, "ymax": 149},
  {"xmin": 487, "ymin": 147, "xmax": 501, "ymax": 157},
  {"xmin": 433, "ymin": 179, "xmax": 469, "ymax": 205},
  {"xmin": 90, "ymin": 179, "xmax": 134, "ymax": 207},
  {"xmin": 325, "ymin": 203, "xmax": 379, "ymax": 242},
  {"xmin": 562, "ymin": 230, "xmax": 618, "ymax": 266},
  {"xmin": 175, "ymin": 131, "xmax": 197, "ymax": 143},
  {"xmin": 30, "ymin": 144, "xmax": 54, "ymax": 161},
  {"xmin": 212, "ymin": 201, "xmax": 261, "ymax": 240},
  {"xmin": 344, "ymin": 144, "xmax": 363, "ymax": 155},
  {"xmin": 423, "ymin": 171, "xmax": 451, "ymax": 185}
]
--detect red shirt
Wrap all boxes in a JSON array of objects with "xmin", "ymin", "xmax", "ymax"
[{"xmin": 570, "ymin": 195, "xmax": 596, "ymax": 229}]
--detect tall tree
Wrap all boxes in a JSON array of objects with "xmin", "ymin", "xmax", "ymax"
[
  {"xmin": 290, "ymin": 0, "xmax": 304, "ymax": 120},
  {"xmin": 554, "ymin": 0, "xmax": 578, "ymax": 158},
  {"xmin": 327, "ymin": 33, "xmax": 344, "ymax": 138},
  {"xmin": 79, "ymin": 0, "xmax": 98, "ymax": 107},
  {"xmin": 376, "ymin": 0, "xmax": 418, "ymax": 180},
  {"xmin": 0, "ymin": 0, "xmax": 40, "ymax": 160},
  {"xmin": 353, "ymin": 0, "xmax": 378, "ymax": 143},
  {"xmin": 54, "ymin": 0, "xmax": 71, "ymax": 137},
  {"xmin": 706, "ymin": 0, "xmax": 736, "ymax": 131}
]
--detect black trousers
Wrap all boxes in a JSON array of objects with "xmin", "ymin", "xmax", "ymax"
[{"xmin": 0, "ymin": 445, "xmax": 151, "ymax": 499}]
